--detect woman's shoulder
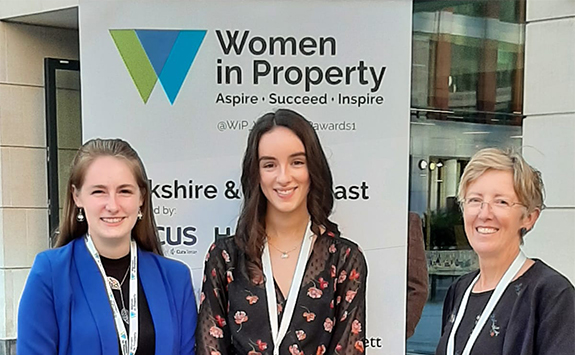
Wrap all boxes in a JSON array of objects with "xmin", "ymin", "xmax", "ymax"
[
  {"xmin": 323, "ymin": 231, "xmax": 363, "ymax": 252},
  {"xmin": 207, "ymin": 236, "xmax": 241, "ymax": 258},
  {"xmin": 25, "ymin": 239, "xmax": 85, "ymax": 285},
  {"xmin": 446, "ymin": 269, "xmax": 480, "ymax": 296},
  {"xmin": 34, "ymin": 238, "xmax": 79, "ymax": 265},
  {"xmin": 523, "ymin": 259, "xmax": 574, "ymax": 293},
  {"xmin": 213, "ymin": 235, "xmax": 240, "ymax": 251},
  {"xmin": 320, "ymin": 232, "xmax": 368, "ymax": 269}
]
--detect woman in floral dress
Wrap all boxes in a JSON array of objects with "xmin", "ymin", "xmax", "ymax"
[{"xmin": 196, "ymin": 109, "xmax": 368, "ymax": 355}]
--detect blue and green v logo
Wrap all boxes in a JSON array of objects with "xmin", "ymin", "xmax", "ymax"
[{"xmin": 110, "ymin": 29, "xmax": 207, "ymax": 104}]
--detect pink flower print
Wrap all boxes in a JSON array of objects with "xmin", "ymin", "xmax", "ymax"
[
  {"xmin": 345, "ymin": 247, "xmax": 351, "ymax": 259},
  {"xmin": 210, "ymin": 243, "xmax": 216, "ymax": 251},
  {"xmin": 351, "ymin": 319, "xmax": 362, "ymax": 335},
  {"xmin": 278, "ymin": 303, "xmax": 283, "ymax": 314},
  {"xmin": 327, "ymin": 231, "xmax": 335, "ymax": 237},
  {"xmin": 303, "ymin": 311, "xmax": 316, "ymax": 322},
  {"xmin": 316, "ymin": 345, "xmax": 326, "ymax": 355},
  {"xmin": 226, "ymin": 270, "xmax": 234, "ymax": 283},
  {"xmin": 210, "ymin": 350, "xmax": 221, "ymax": 355},
  {"xmin": 330, "ymin": 300, "xmax": 334, "ymax": 309},
  {"xmin": 318, "ymin": 277, "xmax": 328, "ymax": 290},
  {"xmin": 248, "ymin": 351, "xmax": 262, "ymax": 355},
  {"xmin": 296, "ymin": 329, "xmax": 306, "ymax": 341},
  {"xmin": 289, "ymin": 344, "xmax": 303, "ymax": 355},
  {"xmin": 211, "ymin": 269, "xmax": 217, "ymax": 277},
  {"xmin": 336, "ymin": 296, "xmax": 342, "ymax": 305},
  {"xmin": 203, "ymin": 274, "xmax": 206, "ymax": 283},
  {"xmin": 324, "ymin": 318, "xmax": 334, "ymax": 332},
  {"xmin": 234, "ymin": 311, "xmax": 248, "ymax": 331},
  {"xmin": 209, "ymin": 326, "xmax": 223, "ymax": 338},
  {"xmin": 354, "ymin": 340, "xmax": 364, "ymax": 352},
  {"xmin": 234, "ymin": 311, "xmax": 248, "ymax": 324},
  {"xmin": 340, "ymin": 311, "xmax": 348, "ymax": 322},
  {"xmin": 256, "ymin": 339, "xmax": 268, "ymax": 351},
  {"xmin": 338, "ymin": 270, "xmax": 347, "ymax": 283},
  {"xmin": 329, "ymin": 244, "xmax": 337, "ymax": 253},
  {"xmin": 307, "ymin": 286, "xmax": 323, "ymax": 299},
  {"xmin": 200, "ymin": 292, "xmax": 205, "ymax": 305},
  {"xmin": 330, "ymin": 265, "xmax": 337, "ymax": 278},
  {"xmin": 246, "ymin": 295, "xmax": 259, "ymax": 305},
  {"xmin": 335, "ymin": 344, "xmax": 343, "ymax": 352},
  {"xmin": 346, "ymin": 290, "xmax": 357, "ymax": 303},
  {"xmin": 215, "ymin": 314, "xmax": 226, "ymax": 327},
  {"xmin": 349, "ymin": 269, "xmax": 360, "ymax": 281},
  {"xmin": 222, "ymin": 250, "xmax": 231, "ymax": 263},
  {"xmin": 205, "ymin": 252, "xmax": 210, "ymax": 262}
]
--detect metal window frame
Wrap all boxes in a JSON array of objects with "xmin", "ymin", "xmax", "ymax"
[{"xmin": 44, "ymin": 58, "xmax": 80, "ymax": 245}]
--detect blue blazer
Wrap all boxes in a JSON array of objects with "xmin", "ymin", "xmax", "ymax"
[{"xmin": 17, "ymin": 238, "xmax": 197, "ymax": 355}]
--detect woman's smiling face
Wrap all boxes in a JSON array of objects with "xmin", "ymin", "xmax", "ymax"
[
  {"xmin": 258, "ymin": 126, "xmax": 310, "ymax": 217},
  {"xmin": 463, "ymin": 169, "xmax": 537, "ymax": 258},
  {"xmin": 73, "ymin": 156, "xmax": 143, "ymax": 244}
]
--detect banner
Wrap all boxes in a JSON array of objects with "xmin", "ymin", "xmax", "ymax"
[{"xmin": 79, "ymin": 1, "xmax": 412, "ymax": 353}]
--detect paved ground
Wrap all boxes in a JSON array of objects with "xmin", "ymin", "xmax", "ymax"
[{"xmin": 406, "ymin": 302, "xmax": 443, "ymax": 355}]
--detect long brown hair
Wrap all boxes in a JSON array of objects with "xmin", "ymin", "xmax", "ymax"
[
  {"xmin": 55, "ymin": 138, "xmax": 163, "ymax": 255},
  {"xmin": 235, "ymin": 109, "xmax": 338, "ymax": 280}
]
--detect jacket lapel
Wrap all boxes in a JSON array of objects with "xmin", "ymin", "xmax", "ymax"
[
  {"xmin": 139, "ymin": 250, "xmax": 175, "ymax": 355},
  {"xmin": 73, "ymin": 238, "xmax": 120, "ymax": 354}
]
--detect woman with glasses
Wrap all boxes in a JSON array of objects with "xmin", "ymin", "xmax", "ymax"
[
  {"xmin": 435, "ymin": 148, "xmax": 574, "ymax": 355},
  {"xmin": 18, "ymin": 139, "xmax": 197, "ymax": 355}
]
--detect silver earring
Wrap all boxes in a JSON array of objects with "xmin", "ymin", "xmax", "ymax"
[
  {"xmin": 137, "ymin": 208, "xmax": 143, "ymax": 221},
  {"xmin": 77, "ymin": 208, "xmax": 85, "ymax": 222}
]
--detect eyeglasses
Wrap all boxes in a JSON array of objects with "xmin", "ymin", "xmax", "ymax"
[{"xmin": 461, "ymin": 197, "xmax": 525, "ymax": 214}]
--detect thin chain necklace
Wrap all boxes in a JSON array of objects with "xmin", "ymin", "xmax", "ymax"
[
  {"xmin": 107, "ymin": 266, "xmax": 130, "ymax": 324},
  {"xmin": 267, "ymin": 240, "xmax": 301, "ymax": 259}
]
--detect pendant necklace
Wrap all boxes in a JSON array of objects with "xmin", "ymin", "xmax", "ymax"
[
  {"xmin": 107, "ymin": 266, "xmax": 131, "ymax": 324},
  {"xmin": 267, "ymin": 240, "xmax": 300, "ymax": 259},
  {"xmin": 85, "ymin": 235, "xmax": 139, "ymax": 355}
]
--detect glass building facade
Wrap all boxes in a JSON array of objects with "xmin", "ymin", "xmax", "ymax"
[{"xmin": 408, "ymin": 0, "xmax": 526, "ymax": 353}]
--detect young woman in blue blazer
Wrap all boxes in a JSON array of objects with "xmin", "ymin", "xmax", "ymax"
[{"xmin": 18, "ymin": 138, "xmax": 197, "ymax": 355}]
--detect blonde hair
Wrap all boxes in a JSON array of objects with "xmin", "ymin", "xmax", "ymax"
[{"xmin": 457, "ymin": 148, "xmax": 545, "ymax": 214}]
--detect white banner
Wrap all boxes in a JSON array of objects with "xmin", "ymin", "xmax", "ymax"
[{"xmin": 79, "ymin": 1, "xmax": 412, "ymax": 353}]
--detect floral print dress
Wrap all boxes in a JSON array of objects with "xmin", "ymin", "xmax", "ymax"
[{"xmin": 196, "ymin": 231, "xmax": 368, "ymax": 355}]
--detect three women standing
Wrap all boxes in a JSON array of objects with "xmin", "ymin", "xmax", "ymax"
[{"xmin": 21, "ymin": 116, "xmax": 569, "ymax": 355}]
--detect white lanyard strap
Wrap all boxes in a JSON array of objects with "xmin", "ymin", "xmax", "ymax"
[
  {"xmin": 262, "ymin": 221, "xmax": 314, "ymax": 355},
  {"xmin": 447, "ymin": 250, "xmax": 527, "ymax": 355},
  {"xmin": 84, "ymin": 235, "xmax": 139, "ymax": 355}
]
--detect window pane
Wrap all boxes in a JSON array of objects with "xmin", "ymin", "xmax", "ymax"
[{"xmin": 407, "ymin": 1, "xmax": 525, "ymax": 353}]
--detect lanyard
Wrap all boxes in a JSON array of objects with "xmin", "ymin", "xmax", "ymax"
[
  {"xmin": 262, "ymin": 221, "xmax": 314, "ymax": 355},
  {"xmin": 447, "ymin": 250, "xmax": 527, "ymax": 355},
  {"xmin": 85, "ymin": 235, "xmax": 139, "ymax": 355}
]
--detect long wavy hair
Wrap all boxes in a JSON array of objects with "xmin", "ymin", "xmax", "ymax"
[
  {"xmin": 235, "ymin": 109, "xmax": 338, "ymax": 281},
  {"xmin": 55, "ymin": 138, "xmax": 163, "ymax": 255}
]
